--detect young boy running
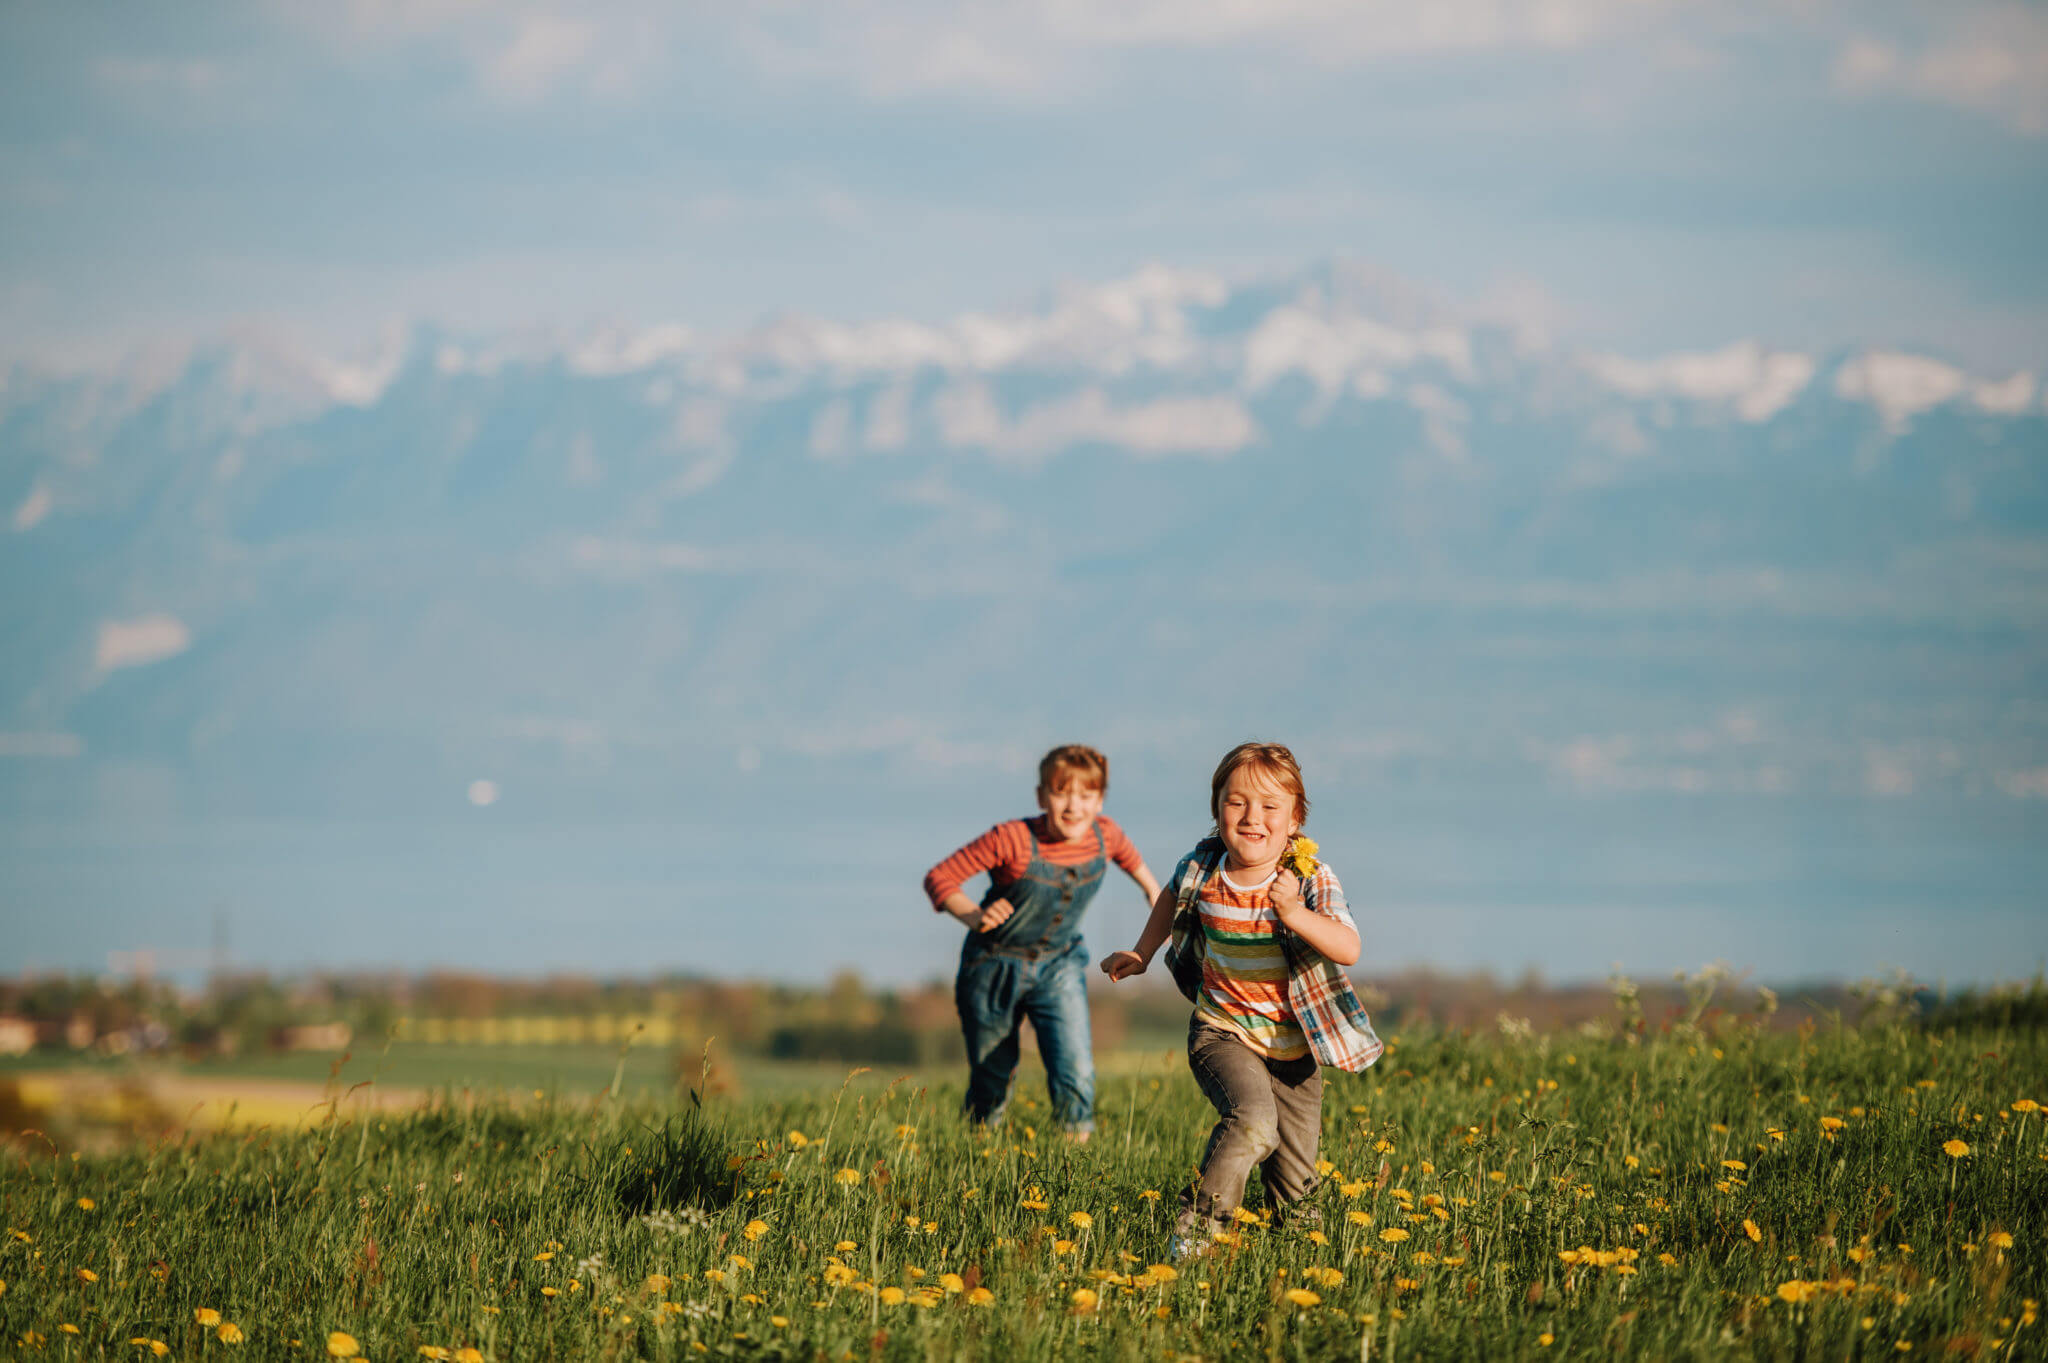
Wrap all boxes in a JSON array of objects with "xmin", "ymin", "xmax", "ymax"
[{"xmin": 924, "ymin": 744, "xmax": 1162, "ymax": 1140}]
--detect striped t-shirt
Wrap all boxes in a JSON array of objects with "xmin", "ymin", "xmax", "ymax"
[
  {"xmin": 1195, "ymin": 862, "xmax": 1356, "ymax": 1061},
  {"xmin": 924, "ymin": 815, "xmax": 1144, "ymax": 910}
]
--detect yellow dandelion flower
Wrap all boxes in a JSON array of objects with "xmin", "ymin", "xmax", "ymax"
[
  {"xmin": 131, "ymin": 1341, "xmax": 169, "ymax": 1357},
  {"xmin": 1658, "ymin": 1253, "xmax": 1678, "ymax": 1265},
  {"xmin": 1943, "ymin": 1139, "xmax": 1970, "ymax": 1158},
  {"xmin": 1053, "ymin": 1239, "xmax": 1076, "ymax": 1256},
  {"xmin": 939, "ymin": 1272, "xmax": 965, "ymax": 1294},
  {"xmin": 967, "ymin": 1287, "xmax": 995, "ymax": 1306},
  {"xmin": 1068, "ymin": 1211, "xmax": 1094, "ymax": 1230},
  {"xmin": 823, "ymin": 1263, "xmax": 857, "ymax": 1287},
  {"xmin": 76, "ymin": 1198, "xmax": 95, "ymax": 1211},
  {"xmin": 541, "ymin": 1287, "xmax": 559, "ymax": 1297},
  {"xmin": 1380, "ymin": 1228, "xmax": 1410, "ymax": 1243},
  {"xmin": 60, "ymin": 1325, "xmax": 79, "ymax": 1336},
  {"xmin": 2013, "ymin": 1099, "xmax": 2039, "ymax": 1113},
  {"xmin": 1070, "ymin": 1287, "xmax": 1099, "ymax": 1312},
  {"xmin": 1347, "ymin": 1210, "xmax": 1373, "ymax": 1225},
  {"xmin": 1821, "ymin": 1116, "xmax": 1846, "ymax": 1131},
  {"xmin": 77, "ymin": 1268, "xmax": 98, "ymax": 1283},
  {"xmin": 879, "ymin": 1287, "xmax": 906, "ymax": 1306},
  {"xmin": 1990, "ymin": 1231, "xmax": 2014, "ymax": 1250},
  {"xmin": 1722, "ymin": 1160, "xmax": 1747, "ymax": 1171},
  {"xmin": 703, "ymin": 1269, "xmax": 726, "ymax": 1283},
  {"xmin": 327, "ymin": 1333, "xmax": 361, "ymax": 1359},
  {"xmin": 729, "ymin": 1254, "xmax": 752, "ymax": 1270},
  {"xmin": 1284, "ymin": 1288, "xmax": 1322, "ymax": 1306},
  {"xmin": 1744, "ymin": 1220, "xmax": 1763, "ymax": 1242},
  {"xmin": 1148, "ymin": 1264, "xmax": 1179, "ymax": 1282},
  {"xmin": 743, "ymin": 1219, "xmax": 768, "ymax": 1241},
  {"xmin": 455, "ymin": 1349, "xmax": 482, "ymax": 1363},
  {"xmin": 787, "ymin": 1130, "xmax": 809, "ymax": 1148},
  {"xmin": 418, "ymin": 1350, "xmax": 452, "ymax": 1361},
  {"xmin": 218, "ymin": 1323, "xmax": 245, "ymax": 1345},
  {"xmin": 1540, "ymin": 1333, "xmax": 1554, "ymax": 1346},
  {"xmin": 834, "ymin": 1168, "xmax": 861, "ymax": 1185},
  {"xmin": 1778, "ymin": 1280, "xmax": 1820, "ymax": 1304},
  {"xmin": 195, "ymin": 1309, "xmax": 222, "ymax": 1328},
  {"xmin": 1340, "ymin": 1181, "xmax": 1367, "ymax": 1198},
  {"xmin": 1286, "ymin": 835, "xmax": 1320, "ymax": 878},
  {"xmin": 533, "ymin": 1251, "xmax": 554, "ymax": 1261},
  {"xmin": 645, "ymin": 1274, "xmax": 671, "ymax": 1295},
  {"xmin": 1139, "ymin": 1189, "xmax": 1161, "ymax": 1201}
]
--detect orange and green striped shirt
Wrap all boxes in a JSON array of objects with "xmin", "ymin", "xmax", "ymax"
[{"xmin": 1194, "ymin": 866, "xmax": 1333, "ymax": 1060}]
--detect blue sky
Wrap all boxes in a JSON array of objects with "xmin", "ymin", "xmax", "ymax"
[{"xmin": 3, "ymin": 1, "xmax": 2046, "ymax": 371}]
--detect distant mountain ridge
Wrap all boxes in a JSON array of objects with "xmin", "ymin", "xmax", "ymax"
[{"xmin": 3, "ymin": 259, "xmax": 2044, "ymax": 819}]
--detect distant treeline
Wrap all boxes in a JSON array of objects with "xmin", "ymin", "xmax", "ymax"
[{"xmin": 2, "ymin": 964, "xmax": 2039, "ymax": 1062}]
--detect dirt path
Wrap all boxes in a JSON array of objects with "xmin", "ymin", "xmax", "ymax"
[{"xmin": 8, "ymin": 1069, "xmax": 433, "ymax": 1134}]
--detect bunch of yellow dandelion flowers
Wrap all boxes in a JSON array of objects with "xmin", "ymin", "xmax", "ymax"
[{"xmin": 1285, "ymin": 835, "xmax": 1320, "ymax": 879}]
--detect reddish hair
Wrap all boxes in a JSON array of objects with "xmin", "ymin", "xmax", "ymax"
[
  {"xmin": 1039, "ymin": 743, "xmax": 1110, "ymax": 795},
  {"xmin": 1209, "ymin": 742, "xmax": 1310, "ymax": 827}
]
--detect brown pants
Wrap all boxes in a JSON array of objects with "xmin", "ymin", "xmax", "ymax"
[{"xmin": 1178, "ymin": 1015, "xmax": 1324, "ymax": 1232}]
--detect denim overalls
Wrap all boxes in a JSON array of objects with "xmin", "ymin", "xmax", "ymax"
[{"xmin": 954, "ymin": 822, "xmax": 1104, "ymax": 1133}]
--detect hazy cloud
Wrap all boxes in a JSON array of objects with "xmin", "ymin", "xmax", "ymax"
[
  {"xmin": 95, "ymin": 615, "xmax": 191, "ymax": 672},
  {"xmin": 1833, "ymin": 6, "xmax": 2048, "ymax": 135}
]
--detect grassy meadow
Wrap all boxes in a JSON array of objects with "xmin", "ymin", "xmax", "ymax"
[{"xmin": 2, "ymin": 1001, "xmax": 2043, "ymax": 1361}]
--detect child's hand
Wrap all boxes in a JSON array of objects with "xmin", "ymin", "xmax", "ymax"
[
  {"xmin": 1099, "ymin": 950, "xmax": 1146, "ymax": 981},
  {"xmin": 1269, "ymin": 868, "xmax": 1307, "ymax": 924},
  {"xmin": 976, "ymin": 897, "xmax": 1016, "ymax": 933}
]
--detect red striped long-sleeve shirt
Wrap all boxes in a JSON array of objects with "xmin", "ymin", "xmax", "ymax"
[{"xmin": 924, "ymin": 815, "xmax": 1144, "ymax": 910}]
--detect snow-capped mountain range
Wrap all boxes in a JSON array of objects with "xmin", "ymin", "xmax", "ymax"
[{"xmin": 4, "ymin": 259, "xmax": 2044, "ymax": 819}]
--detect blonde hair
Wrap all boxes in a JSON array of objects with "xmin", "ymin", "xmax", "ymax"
[
  {"xmin": 1039, "ymin": 743, "xmax": 1110, "ymax": 795},
  {"xmin": 1209, "ymin": 741, "xmax": 1309, "ymax": 827}
]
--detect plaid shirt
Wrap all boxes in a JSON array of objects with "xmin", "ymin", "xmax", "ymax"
[{"xmin": 1162, "ymin": 837, "xmax": 1384, "ymax": 1073}]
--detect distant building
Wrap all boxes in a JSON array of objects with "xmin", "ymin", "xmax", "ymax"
[
  {"xmin": 0, "ymin": 1016, "xmax": 33, "ymax": 1056},
  {"xmin": 33, "ymin": 1015, "xmax": 97, "ymax": 1050}
]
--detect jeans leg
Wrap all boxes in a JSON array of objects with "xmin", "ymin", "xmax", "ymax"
[
  {"xmin": 1178, "ymin": 1017, "xmax": 1281, "ymax": 1234},
  {"xmin": 1258, "ymin": 1055, "xmax": 1324, "ymax": 1215},
  {"xmin": 1022, "ymin": 951, "xmax": 1095, "ymax": 1133},
  {"xmin": 957, "ymin": 954, "xmax": 1024, "ymax": 1126}
]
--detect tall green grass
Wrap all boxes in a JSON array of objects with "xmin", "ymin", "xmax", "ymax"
[{"xmin": 3, "ymin": 1013, "xmax": 2042, "ymax": 1360}]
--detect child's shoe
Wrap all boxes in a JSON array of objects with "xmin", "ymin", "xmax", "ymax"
[{"xmin": 1169, "ymin": 1209, "xmax": 1221, "ymax": 1262}]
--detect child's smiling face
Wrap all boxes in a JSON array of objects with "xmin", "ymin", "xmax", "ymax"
[
  {"xmin": 1036, "ymin": 777, "xmax": 1104, "ymax": 842},
  {"xmin": 1216, "ymin": 767, "xmax": 1301, "ymax": 872}
]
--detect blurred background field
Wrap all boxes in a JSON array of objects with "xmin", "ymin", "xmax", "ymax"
[{"xmin": 3, "ymin": 961, "xmax": 2030, "ymax": 1144}]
